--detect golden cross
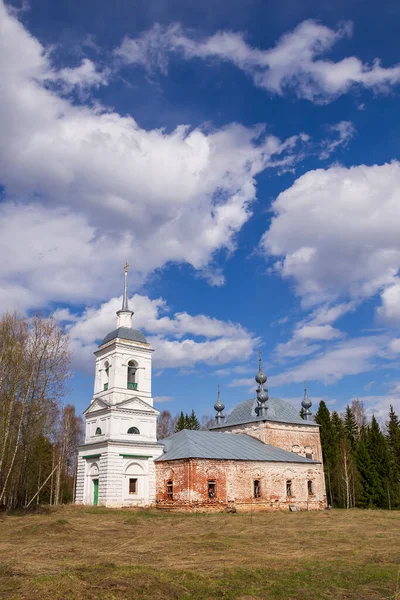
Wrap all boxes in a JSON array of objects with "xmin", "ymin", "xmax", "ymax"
[{"xmin": 124, "ymin": 262, "xmax": 130, "ymax": 273}]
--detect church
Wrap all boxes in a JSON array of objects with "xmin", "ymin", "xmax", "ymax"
[{"xmin": 75, "ymin": 268, "xmax": 327, "ymax": 511}]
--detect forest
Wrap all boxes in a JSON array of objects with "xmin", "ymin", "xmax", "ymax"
[
  {"xmin": 315, "ymin": 399, "xmax": 400, "ymax": 509},
  {"xmin": 0, "ymin": 313, "xmax": 83, "ymax": 510}
]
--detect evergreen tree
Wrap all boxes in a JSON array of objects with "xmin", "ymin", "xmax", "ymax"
[
  {"xmin": 387, "ymin": 405, "xmax": 400, "ymax": 508},
  {"xmin": 175, "ymin": 411, "xmax": 186, "ymax": 432},
  {"xmin": 344, "ymin": 405, "xmax": 359, "ymax": 450},
  {"xmin": 356, "ymin": 435, "xmax": 381, "ymax": 508},
  {"xmin": 186, "ymin": 410, "xmax": 200, "ymax": 430},
  {"xmin": 300, "ymin": 407, "xmax": 306, "ymax": 419},
  {"xmin": 387, "ymin": 405, "xmax": 400, "ymax": 466},
  {"xmin": 331, "ymin": 411, "xmax": 345, "ymax": 439},
  {"xmin": 315, "ymin": 401, "xmax": 339, "ymax": 506},
  {"xmin": 367, "ymin": 415, "xmax": 390, "ymax": 508}
]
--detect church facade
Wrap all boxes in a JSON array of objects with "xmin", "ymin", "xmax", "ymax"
[{"xmin": 76, "ymin": 269, "xmax": 327, "ymax": 511}]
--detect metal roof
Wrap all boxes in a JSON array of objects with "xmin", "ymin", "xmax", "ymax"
[
  {"xmin": 156, "ymin": 429, "xmax": 318, "ymax": 463},
  {"xmin": 99, "ymin": 326, "xmax": 148, "ymax": 346},
  {"xmin": 210, "ymin": 397, "xmax": 319, "ymax": 429}
]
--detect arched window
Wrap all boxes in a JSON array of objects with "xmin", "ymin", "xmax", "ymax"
[
  {"xmin": 103, "ymin": 361, "xmax": 110, "ymax": 391},
  {"xmin": 95, "ymin": 427, "xmax": 102, "ymax": 435},
  {"xmin": 127, "ymin": 360, "xmax": 138, "ymax": 390},
  {"xmin": 127, "ymin": 426, "xmax": 140, "ymax": 434}
]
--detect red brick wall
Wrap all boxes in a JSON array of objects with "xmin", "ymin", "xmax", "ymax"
[
  {"xmin": 156, "ymin": 458, "xmax": 327, "ymax": 511},
  {"xmin": 217, "ymin": 422, "xmax": 323, "ymax": 462}
]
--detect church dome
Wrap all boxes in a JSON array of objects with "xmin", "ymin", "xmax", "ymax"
[
  {"xmin": 99, "ymin": 326, "xmax": 148, "ymax": 346},
  {"xmin": 213, "ymin": 397, "xmax": 318, "ymax": 428}
]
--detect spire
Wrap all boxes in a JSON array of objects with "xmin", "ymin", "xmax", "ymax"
[
  {"xmin": 122, "ymin": 262, "xmax": 130, "ymax": 311},
  {"xmin": 116, "ymin": 263, "xmax": 134, "ymax": 328},
  {"xmin": 255, "ymin": 350, "xmax": 268, "ymax": 417},
  {"xmin": 301, "ymin": 380, "xmax": 312, "ymax": 421},
  {"xmin": 214, "ymin": 384, "xmax": 225, "ymax": 425}
]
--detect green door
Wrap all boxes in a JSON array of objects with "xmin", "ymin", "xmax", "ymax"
[{"xmin": 93, "ymin": 479, "xmax": 99, "ymax": 505}]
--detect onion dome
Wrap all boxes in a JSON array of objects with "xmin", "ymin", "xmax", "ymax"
[
  {"xmin": 255, "ymin": 350, "xmax": 269, "ymax": 417},
  {"xmin": 301, "ymin": 381, "xmax": 313, "ymax": 421},
  {"xmin": 214, "ymin": 385, "xmax": 225, "ymax": 425}
]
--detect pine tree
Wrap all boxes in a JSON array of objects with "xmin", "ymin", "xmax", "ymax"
[
  {"xmin": 356, "ymin": 435, "xmax": 381, "ymax": 508},
  {"xmin": 315, "ymin": 401, "xmax": 339, "ymax": 506},
  {"xmin": 300, "ymin": 407, "xmax": 306, "ymax": 419},
  {"xmin": 186, "ymin": 410, "xmax": 200, "ymax": 430},
  {"xmin": 344, "ymin": 405, "xmax": 358, "ymax": 450},
  {"xmin": 175, "ymin": 411, "xmax": 186, "ymax": 432},
  {"xmin": 331, "ymin": 411, "xmax": 345, "ymax": 439},
  {"xmin": 387, "ymin": 405, "xmax": 400, "ymax": 465},
  {"xmin": 367, "ymin": 415, "xmax": 390, "ymax": 508},
  {"xmin": 386, "ymin": 405, "xmax": 400, "ymax": 508}
]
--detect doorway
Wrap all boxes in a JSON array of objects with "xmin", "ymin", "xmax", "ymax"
[{"xmin": 93, "ymin": 479, "xmax": 99, "ymax": 505}]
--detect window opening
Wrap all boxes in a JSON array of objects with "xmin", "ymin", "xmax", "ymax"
[
  {"xmin": 286, "ymin": 480, "xmax": 292, "ymax": 497},
  {"xmin": 208, "ymin": 480, "xmax": 216, "ymax": 499},
  {"xmin": 127, "ymin": 360, "xmax": 138, "ymax": 390},
  {"xmin": 167, "ymin": 480, "xmax": 173, "ymax": 500},
  {"xmin": 305, "ymin": 452, "xmax": 312, "ymax": 459},
  {"xmin": 129, "ymin": 478, "xmax": 138, "ymax": 494},
  {"xmin": 95, "ymin": 427, "xmax": 102, "ymax": 435},
  {"xmin": 127, "ymin": 427, "xmax": 140, "ymax": 434},
  {"xmin": 254, "ymin": 479, "xmax": 261, "ymax": 498},
  {"xmin": 307, "ymin": 480, "xmax": 313, "ymax": 495},
  {"xmin": 104, "ymin": 362, "xmax": 109, "ymax": 391}
]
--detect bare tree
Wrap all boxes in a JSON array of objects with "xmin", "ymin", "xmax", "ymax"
[
  {"xmin": 351, "ymin": 398, "xmax": 367, "ymax": 433},
  {"xmin": 157, "ymin": 410, "xmax": 177, "ymax": 439},
  {"xmin": 0, "ymin": 313, "xmax": 71, "ymax": 508}
]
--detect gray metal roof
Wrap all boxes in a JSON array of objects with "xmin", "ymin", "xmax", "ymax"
[
  {"xmin": 210, "ymin": 397, "xmax": 319, "ymax": 429},
  {"xmin": 156, "ymin": 429, "xmax": 318, "ymax": 463},
  {"xmin": 99, "ymin": 326, "xmax": 148, "ymax": 346}
]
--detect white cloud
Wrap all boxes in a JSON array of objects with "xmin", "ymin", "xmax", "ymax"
[
  {"xmin": 63, "ymin": 294, "xmax": 259, "ymax": 372},
  {"xmin": 377, "ymin": 281, "xmax": 400, "ymax": 324},
  {"xmin": 296, "ymin": 324, "xmax": 344, "ymax": 340},
  {"xmin": 116, "ymin": 20, "xmax": 400, "ymax": 103},
  {"xmin": 388, "ymin": 338, "xmax": 400, "ymax": 353},
  {"xmin": 153, "ymin": 396, "xmax": 174, "ymax": 403},
  {"xmin": 269, "ymin": 336, "xmax": 385, "ymax": 386},
  {"xmin": 0, "ymin": 1, "xmax": 308, "ymax": 313},
  {"xmin": 261, "ymin": 162, "xmax": 400, "ymax": 309},
  {"xmin": 319, "ymin": 121, "xmax": 355, "ymax": 159},
  {"xmin": 44, "ymin": 58, "xmax": 110, "ymax": 93}
]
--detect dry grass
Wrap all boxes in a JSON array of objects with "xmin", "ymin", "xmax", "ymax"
[{"xmin": 0, "ymin": 506, "xmax": 399, "ymax": 599}]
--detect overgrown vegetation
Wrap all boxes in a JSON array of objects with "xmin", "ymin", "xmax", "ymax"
[
  {"xmin": 0, "ymin": 312, "xmax": 83, "ymax": 509},
  {"xmin": 315, "ymin": 399, "xmax": 400, "ymax": 509},
  {"xmin": 0, "ymin": 506, "xmax": 399, "ymax": 599}
]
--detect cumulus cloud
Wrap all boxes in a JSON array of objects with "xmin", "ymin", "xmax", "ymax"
[
  {"xmin": 116, "ymin": 20, "xmax": 400, "ymax": 103},
  {"xmin": 61, "ymin": 294, "xmax": 259, "ymax": 372},
  {"xmin": 261, "ymin": 163, "xmax": 400, "ymax": 309},
  {"xmin": 0, "ymin": 0, "xmax": 308, "ymax": 313}
]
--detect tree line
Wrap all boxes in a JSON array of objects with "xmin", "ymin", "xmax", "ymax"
[
  {"xmin": 0, "ymin": 313, "xmax": 83, "ymax": 510},
  {"xmin": 157, "ymin": 409, "xmax": 214, "ymax": 438},
  {"xmin": 314, "ymin": 399, "xmax": 400, "ymax": 509}
]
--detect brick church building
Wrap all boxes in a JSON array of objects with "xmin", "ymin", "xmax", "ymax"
[{"xmin": 76, "ymin": 268, "xmax": 327, "ymax": 511}]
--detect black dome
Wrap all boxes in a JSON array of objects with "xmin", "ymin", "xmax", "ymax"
[{"xmin": 99, "ymin": 326, "xmax": 148, "ymax": 346}]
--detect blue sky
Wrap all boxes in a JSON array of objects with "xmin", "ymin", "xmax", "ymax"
[{"xmin": 2, "ymin": 0, "xmax": 400, "ymax": 421}]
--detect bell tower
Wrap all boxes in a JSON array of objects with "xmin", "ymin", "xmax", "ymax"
[{"xmin": 92, "ymin": 263, "xmax": 154, "ymax": 407}]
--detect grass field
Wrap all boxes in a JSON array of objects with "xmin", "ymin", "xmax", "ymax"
[{"xmin": 0, "ymin": 506, "xmax": 399, "ymax": 600}]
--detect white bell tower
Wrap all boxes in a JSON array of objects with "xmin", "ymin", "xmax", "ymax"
[
  {"xmin": 75, "ymin": 264, "xmax": 163, "ymax": 508},
  {"xmin": 92, "ymin": 262, "xmax": 153, "ymax": 407}
]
